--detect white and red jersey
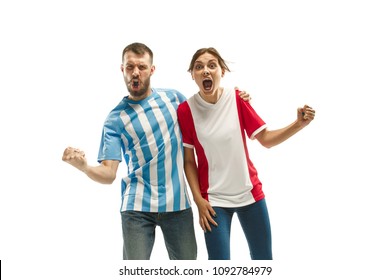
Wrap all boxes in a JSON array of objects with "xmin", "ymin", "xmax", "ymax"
[{"xmin": 177, "ymin": 88, "xmax": 267, "ymax": 207}]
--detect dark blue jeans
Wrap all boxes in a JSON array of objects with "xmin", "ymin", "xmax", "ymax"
[
  {"xmin": 205, "ymin": 199, "xmax": 272, "ymax": 260},
  {"xmin": 121, "ymin": 208, "xmax": 197, "ymax": 260}
]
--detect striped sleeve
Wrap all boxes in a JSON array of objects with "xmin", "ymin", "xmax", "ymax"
[{"xmin": 97, "ymin": 107, "xmax": 123, "ymax": 162}]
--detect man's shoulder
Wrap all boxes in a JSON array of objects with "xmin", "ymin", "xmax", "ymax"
[
  {"xmin": 103, "ymin": 97, "xmax": 128, "ymax": 120},
  {"xmin": 153, "ymin": 88, "xmax": 187, "ymax": 103},
  {"xmin": 109, "ymin": 97, "xmax": 128, "ymax": 111},
  {"xmin": 154, "ymin": 87, "xmax": 181, "ymax": 95}
]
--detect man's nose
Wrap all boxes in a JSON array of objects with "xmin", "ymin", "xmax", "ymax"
[{"xmin": 132, "ymin": 67, "xmax": 140, "ymax": 77}]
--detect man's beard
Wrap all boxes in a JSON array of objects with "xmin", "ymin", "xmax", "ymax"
[{"xmin": 127, "ymin": 77, "xmax": 151, "ymax": 99}]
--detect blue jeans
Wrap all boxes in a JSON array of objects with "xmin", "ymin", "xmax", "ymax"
[
  {"xmin": 205, "ymin": 199, "xmax": 272, "ymax": 260},
  {"xmin": 121, "ymin": 208, "xmax": 197, "ymax": 260}
]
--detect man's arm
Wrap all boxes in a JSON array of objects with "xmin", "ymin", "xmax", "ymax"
[{"xmin": 62, "ymin": 147, "xmax": 120, "ymax": 184}]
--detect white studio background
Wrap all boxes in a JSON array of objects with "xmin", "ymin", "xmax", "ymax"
[{"xmin": 1, "ymin": 0, "xmax": 389, "ymax": 279}]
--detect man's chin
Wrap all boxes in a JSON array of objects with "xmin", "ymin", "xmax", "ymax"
[
  {"xmin": 130, "ymin": 90, "xmax": 143, "ymax": 96},
  {"xmin": 128, "ymin": 89, "xmax": 148, "ymax": 100}
]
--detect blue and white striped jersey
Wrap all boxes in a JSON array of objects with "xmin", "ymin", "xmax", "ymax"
[{"xmin": 98, "ymin": 88, "xmax": 191, "ymax": 213}]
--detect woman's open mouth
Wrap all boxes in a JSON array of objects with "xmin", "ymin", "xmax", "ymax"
[{"xmin": 203, "ymin": 79, "xmax": 212, "ymax": 90}]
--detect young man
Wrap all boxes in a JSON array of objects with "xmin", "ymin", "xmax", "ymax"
[{"xmin": 62, "ymin": 42, "xmax": 197, "ymax": 260}]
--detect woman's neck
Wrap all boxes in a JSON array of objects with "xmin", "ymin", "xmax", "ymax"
[{"xmin": 199, "ymin": 87, "xmax": 223, "ymax": 104}]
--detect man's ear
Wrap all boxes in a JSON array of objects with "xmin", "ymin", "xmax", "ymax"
[{"xmin": 150, "ymin": 65, "xmax": 156, "ymax": 76}]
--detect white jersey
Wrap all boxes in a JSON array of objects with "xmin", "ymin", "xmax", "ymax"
[{"xmin": 177, "ymin": 88, "xmax": 267, "ymax": 207}]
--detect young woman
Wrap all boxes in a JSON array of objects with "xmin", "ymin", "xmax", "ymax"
[{"xmin": 177, "ymin": 47, "xmax": 315, "ymax": 260}]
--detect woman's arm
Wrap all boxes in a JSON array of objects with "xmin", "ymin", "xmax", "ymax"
[
  {"xmin": 256, "ymin": 105, "xmax": 315, "ymax": 148},
  {"xmin": 183, "ymin": 147, "xmax": 217, "ymax": 232}
]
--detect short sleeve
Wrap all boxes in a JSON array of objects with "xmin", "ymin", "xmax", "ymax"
[
  {"xmin": 235, "ymin": 90, "xmax": 267, "ymax": 140},
  {"xmin": 177, "ymin": 101, "xmax": 195, "ymax": 148},
  {"xmin": 97, "ymin": 112, "xmax": 123, "ymax": 163}
]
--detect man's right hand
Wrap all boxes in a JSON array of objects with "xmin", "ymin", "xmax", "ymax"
[{"xmin": 62, "ymin": 147, "xmax": 87, "ymax": 172}]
